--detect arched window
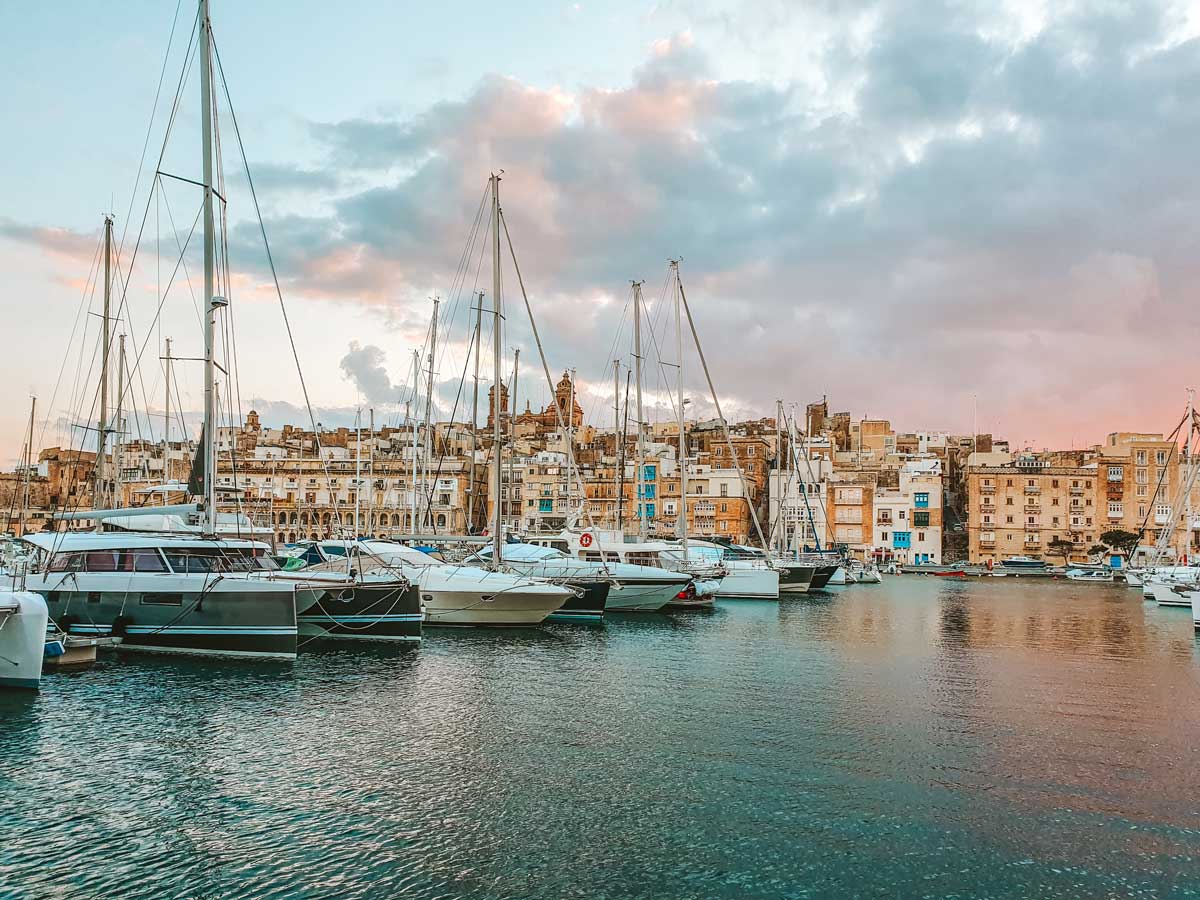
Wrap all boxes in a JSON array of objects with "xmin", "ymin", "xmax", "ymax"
[
  {"xmin": 309, "ymin": 532, "xmax": 318, "ymax": 541},
  {"xmin": 300, "ymin": 513, "xmax": 309, "ymax": 526},
  {"xmin": 289, "ymin": 512, "xmax": 298, "ymax": 525},
  {"xmin": 436, "ymin": 514, "xmax": 446, "ymax": 528},
  {"xmin": 287, "ymin": 531, "xmax": 296, "ymax": 543},
  {"xmin": 322, "ymin": 512, "xmax": 332, "ymax": 526},
  {"xmin": 391, "ymin": 513, "xmax": 400, "ymax": 527},
  {"xmin": 277, "ymin": 512, "xmax": 287, "ymax": 525},
  {"xmin": 277, "ymin": 532, "xmax": 285, "ymax": 544}
]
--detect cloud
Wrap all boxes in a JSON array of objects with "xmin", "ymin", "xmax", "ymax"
[
  {"xmin": 12, "ymin": 2, "xmax": 1200, "ymax": 452},
  {"xmin": 339, "ymin": 342, "xmax": 400, "ymax": 404}
]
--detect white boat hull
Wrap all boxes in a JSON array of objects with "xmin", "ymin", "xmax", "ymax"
[
  {"xmin": 1193, "ymin": 594, "xmax": 1200, "ymax": 630},
  {"xmin": 1150, "ymin": 581, "xmax": 1196, "ymax": 608},
  {"xmin": 0, "ymin": 593, "xmax": 48, "ymax": 689},
  {"xmin": 604, "ymin": 580, "xmax": 679, "ymax": 612},
  {"xmin": 714, "ymin": 565, "xmax": 780, "ymax": 599}
]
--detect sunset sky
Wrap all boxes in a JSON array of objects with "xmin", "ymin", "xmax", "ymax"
[{"xmin": 3, "ymin": 0, "xmax": 1200, "ymax": 466}]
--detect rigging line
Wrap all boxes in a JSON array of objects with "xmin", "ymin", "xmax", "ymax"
[
  {"xmin": 111, "ymin": 13, "xmax": 200, "ymax": 327},
  {"xmin": 429, "ymin": 186, "xmax": 491, "ymax": 412},
  {"xmin": 111, "ymin": 202, "xmax": 204, "ymax": 451},
  {"xmin": 677, "ymin": 272, "xmax": 770, "ymax": 548},
  {"xmin": 108, "ymin": 244, "xmax": 160, "ymax": 445},
  {"xmin": 499, "ymin": 208, "xmax": 594, "ymax": 527},
  {"xmin": 117, "ymin": 0, "xmax": 189, "ymax": 251},
  {"xmin": 580, "ymin": 293, "xmax": 632, "ymax": 429},
  {"xmin": 211, "ymin": 38, "xmax": 350, "ymax": 533},
  {"xmin": 35, "ymin": 230, "xmax": 104, "ymax": 451},
  {"xmin": 157, "ymin": 180, "xmax": 204, "ymax": 327}
]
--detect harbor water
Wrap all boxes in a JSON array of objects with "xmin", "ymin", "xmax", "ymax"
[{"xmin": 2, "ymin": 578, "xmax": 1199, "ymax": 898}]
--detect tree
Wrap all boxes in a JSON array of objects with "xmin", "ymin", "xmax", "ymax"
[
  {"xmin": 1087, "ymin": 544, "xmax": 1107, "ymax": 558},
  {"xmin": 1047, "ymin": 536, "xmax": 1075, "ymax": 566},
  {"xmin": 1099, "ymin": 529, "xmax": 1141, "ymax": 559}
]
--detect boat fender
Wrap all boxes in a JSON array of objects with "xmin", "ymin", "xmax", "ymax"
[
  {"xmin": 58, "ymin": 613, "xmax": 77, "ymax": 633},
  {"xmin": 111, "ymin": 616, "xmax": 132, "ymax": 638}
]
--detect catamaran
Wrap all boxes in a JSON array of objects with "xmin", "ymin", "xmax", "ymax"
[{"xmin": 11, "ymin": 1, "xmax": 346, "ymax": 659}]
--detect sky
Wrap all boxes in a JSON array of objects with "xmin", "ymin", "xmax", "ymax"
[{"xmin": 2, "ymin": 0, "xmax": 1200, "ymax": 467}]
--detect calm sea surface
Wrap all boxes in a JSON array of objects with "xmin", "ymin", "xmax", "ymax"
[{"xmin": 2, "ymin": 578, "xmax": 1199, "ymax": 899}]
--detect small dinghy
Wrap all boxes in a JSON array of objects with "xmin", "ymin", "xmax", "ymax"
[{"xmin": 0, "ymin": 592, "xmax": 49, "ymax": 690}]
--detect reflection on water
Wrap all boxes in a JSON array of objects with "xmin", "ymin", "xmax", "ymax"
[{"xmin": 2, "ymin": 579, "xmax": 1198, "ymax": 898}]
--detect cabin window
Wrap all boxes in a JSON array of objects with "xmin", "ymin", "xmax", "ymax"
[
  {"xmin": 48, "ymin": 552, "xmax": 86, "ymax": 573},
  {"xmin": 142, "ymin": 593, "xmax": 184, "ymax": 606},
  {"xmin": 119, "ymin": 549, "xmax": 168, "ymax": 572},
  {"xmin": 84, "ymin": 551, "xmax": 120, "ymax": 572},
  {"xmin": 625, "ymin": 552, "xmax": 660, "ymax": 567}
]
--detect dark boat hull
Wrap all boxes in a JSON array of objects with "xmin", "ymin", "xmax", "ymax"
[
  {"xmin": 809, "ymin": 565, "xmax": 838, "ymax": 590},
  {"xmin": 547, "ymin": 581, "xmax": 609, "ymax": 622},
  {"xmin": 777, "ymin": 565, "xmax": 815, "ymax": 593},
  {"xmin": 33, "ymin": 579, "xmax": 299, "ymax": 660},
  {"xmin": 298, "ymin": 580, "xmax": 422, "ymax": 642}
]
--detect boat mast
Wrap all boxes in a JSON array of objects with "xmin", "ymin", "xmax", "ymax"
[
  {"xmin": 367, "ymin": 407, "xmax": 374, "ymax": 537},
  {"xmin": 1187, "ymin": 387, "xmax": 1195, "ymax": 564},
  {"xmin": 114, "ymin": 333, "xmax": 126, "ymax": 507},
  {"xmin": 162, "ymin": 337, "xmax": 172, "ymax": 447},
  {"xmin": 672, "ymin": 261, "xmax": 688, "ymax": 556},
  {"xmin": 408, "ymin": 348, "xmax": 419, "ymax": 532},
  {"xmin": 20, "ymin": 396, "xmax": 35, "ymax": 536},
  {"xmin": 490, "ymin": 173, "xmax": 503, "ymax": 568},
  {"xmin": 422, "ymin": 297, "xmax": 439, "ymax": 531},
  {"xmin": 613, "ymin": 359, "xmax": 621, "ymax": 530},
  {"xmin": 508, "ymin": 348, "xmax": 520, "ymax": 535},
  {"xmin": 774, "ymin": 398, "xmax": 784, "ymax": 555},
  {"xmin": 633, "ymin": 280, "xmax": 646, "ymax": 540},
  {"xmin": 566, "ymin": 366, "xmax": 576, "ymax": 521},
  {"xmin": 95, "ymin": 214, "xmax": 113, "ymax": 527},
  {"xmin": 199, "ymin": 0, "xmax": 219, "ymax": 536},
  {"xmin": 354, "ymin": 407, "xmax": 362, "ymax": 537},
  {"xmin": 468, "ymin": 292, "xmax": 483, "ymax": 531}
]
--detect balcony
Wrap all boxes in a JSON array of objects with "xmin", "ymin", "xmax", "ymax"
[
  {"xmin": 1107, "ymin": 509, "xmax": 1123, "ymax": 519},
  {"xmin": 1024, "ymin": 535, "xmax": 1041, "ymax": 545},
  {"xmin": 1155, "ymin": 512, "xmax": 1170, "ymax": 524},
  {"xmin": 1069, "ymin": 486, "xmax": 1084, "ymax": 496},
  {"xmin": 980, "ymin": 484, "xmax": 995, "ymax": 493},
  {"xmin": 1023, "ymin": 484, "xmax": 1040, "ymax": 494},
  {"xmin": 876, "ymin": 516, "xmax": 893, "ymax": 525},
  {"xmin": 980, "ymin": 538, "xmax": 996, "ymax": 548},
  {"xmin": 1024, "ymin": 504, "xmax": 1041, "ymax": 513}
]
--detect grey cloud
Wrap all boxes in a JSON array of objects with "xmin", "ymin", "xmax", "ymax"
[
  {"xmin": 339, "ymin": 342, "xmax": 400, "ymax": 404},
  {"xmin": 20, "ymin": 1, "xmax": 1193, "ymax": 450}
]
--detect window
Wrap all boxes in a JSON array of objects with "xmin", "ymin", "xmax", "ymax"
[
  {"xmin": 899, "ymin": 510, "xmax": 906, "ymax": 520},
  {"xmin": 643, "ymin": 464, "xmax": 657, "ymax": 481},
  {"xmin": 1027, "ymin": 516, "xmax": 1035, "ymax": 525},
  {"xmin": 720, "ymin": 483, "xmax": 728, "ymax": 497},
  {"xmin": 1136, "ymin": 450, "xmax": 1147, "ymax": 465},
  {"xmin": 893, "ymin": 531, "xmax": 911, "ymax": 548},
  {"xmin": 120, "ymin": 549, "xmax": 167, "ymax": 572},
  {"xmin": 719, "ymin": 521, "xmax": 728, "ymax": 531},
  {"xmin": 1052, "ymin": 498, "xmax": 1059, "ymax": 506},
  {"xmin": 1137, "ymin": 485, "xmax": 1147, "ymax": 496},
  {"xmin": 1108, "ymin": 466, "xmax": 1123, "ymax": 482},
  {"xmin": 539, "ymin": 499, "xmax": 553, "ymax": 512},
  {"xmin": 1006, "ymin": 479, "xmax": 1013, "ymax": 487},
  {"xmin": 913, "ymin": 511, "xmax": 930, "ymax": 527},
  {"xmin": 142, "ymin": 593, "xmax": 183, "ymax": 606},
  {"xmin": 1006, "ymin": 497, "xmax": 1014, "ymax": 506},
  {"xmin": 1006, "ymin": 515, "xmax": 1014, "ymax": 524},
  {"xmin": 914, "ymin": 492, "xmax": 929, "ymax": 508},
  {"xmin": 881, "ymin": 532, "xmax": 889, "ymax": 541},
  {"xmin": 1107, "ymin": 501, "xmax": 1123, "ymax": 517},
  {"xmin": 641, "ymin": 484, "xmax": 656, "ymax": 500},
  {"xmin": 1052, "ymin": 479, "xmax": 1059, "ymax": 488},
  {"xmin": 1136, "ymin": 469, "xmax": 1147, "ymax": 484},
  {"xmin": 720, "ymin": 503, "xmax": 728, "ymax": 513},
  {"xmin": 917, "ymin": 532, "xmax": 925, "ymax": 541},
  {"xmin": 1157, "ymin": 451, "xmax": 1168, "ymax": 466}
]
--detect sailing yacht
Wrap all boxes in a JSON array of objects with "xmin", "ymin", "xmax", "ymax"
[{"xmin": 14, "ymin": 2, "xmax": 327, "ymax": 660}]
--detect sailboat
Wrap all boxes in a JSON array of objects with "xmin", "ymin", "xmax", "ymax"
[{"xmin": 13, "ymin": 1, "xmax": 321, "ymax": 659}]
